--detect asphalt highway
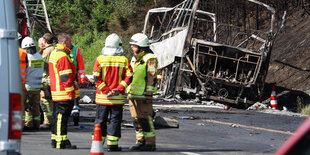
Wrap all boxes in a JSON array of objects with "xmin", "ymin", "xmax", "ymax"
[{"xmin": 21, "ymin": 98, "xmax": 307, "ymax": 155}]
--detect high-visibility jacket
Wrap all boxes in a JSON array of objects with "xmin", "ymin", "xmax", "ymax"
[
  {"xmin": 49, "ymin": 44, "xmax": 78, "ymax": 102},
  {"xmin": 70, "ymin": 45, "xmax": 86, "ymax": 84},
  {"xmin": 19, "ymin": 48, "xmax": 27, "ymax": 84},
  {"xmin": 25, "ymin": 52, "xmax": 44, "ymax": 91},
  {"xmin": 93, "ymin": 55, "xmax": 133, "ymax": 105},
  {"xmin": 128, "ymin": 53, "xmax": 158, "ymax": 99}
]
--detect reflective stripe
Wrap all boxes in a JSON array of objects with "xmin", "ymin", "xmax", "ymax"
[
  {"xmin": 107, "ymin": 140, "xmax": 118, "ymax": 145},
  {"xmin": 95, "ymin": 94, "xmax": 125, "ymax": 105},
  {"xmin": 51, "ymin": 134, "xmax": 68, "ymax": 141},
  {"xmin": 52, "ymin": 96, "xmax": 71, "ymax": 100},
  {"xmin": 51, "ymin": 91, "xmax": 72, "ymax": 101},
  {"xmin": 59, "ymin": 69, "xmax": 72, "ymax": 75},
  {"xmin": 129, "ymin": 89, "xmax": 145, "ymax": 94},
  {"xmin": 65, "ymin": 86, "xmax": 74, "ymax": 92},
  {"xmin": 128, "ymin": 94, "xmax": 146, "ymax": 99},
  {"xmin": 96, "ymin": 94, "xmax": 125, "ymax": 99},
  {"xmin": 57, "ymin": 113, "xmax": 62, "ymax": 136},
  {"xmin": 100, "ymin": 63, "xmax": 125, "ymax": 67},
  {"xmin": 24, "ymin": 115, "xmax": 32, "ymax": 121},
  {"xmin": 107, "ymin": 135, "xmax": 120, "ymax": 141},
  {"xmin": 120, "ymin": 81, "xmax": 128, "ymax": 88},
  {"xmin": 44, "ymin": 112, "xmax": 53, "ymax": 117},
  {"xmin": 95, "ymin": 99, "xmax": 125, "ymax": 104},
  {"xmin": 132, "ymin": 85, "xmax": 145, "ymax": 90},
  {"xmin": 52, "ymin": 91, "xmax": 68, "ymax": 95},
  {"xmin": 144, "ymin": 132, "xmax": 156, "ymax": 138},
  {"xmin": 135, "ymin": 131, "xmax": 144, "ymax": 136},
  {"xmin": 98, "ymin": 82, "xmax": 106, "ymax": 90},
  {"xmin": 146, "ymin": 86, "xmax": 155, "ymax": 92},
  {"xmin": 56, "ymin": 113, "xmax": 63, "ymax": 148}
]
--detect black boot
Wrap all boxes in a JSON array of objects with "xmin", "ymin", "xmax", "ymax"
[
  {"xmin": 107, "ymin": 145, "xmax": 122, "ymax": 152},
  {"xmin": 129, "ymin": 140, "xmax": 145, "ymax": 151},
  {"xmin": 60, "ymin": 140, "xmax": 77, "ymax": 149},
  {"xmin": 140, "ymin": 145, "xmax": 156, "ymax": 151}
]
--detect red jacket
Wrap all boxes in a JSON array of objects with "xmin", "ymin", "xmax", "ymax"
[
  {"xmin": 49, "ymin": 44, "xmax": 78, "ymax": 101},
  {"xmin": 93, "ymin": 55, "xmax": 133, "ymax": 105}
]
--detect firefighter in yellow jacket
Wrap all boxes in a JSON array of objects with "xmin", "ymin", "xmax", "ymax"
[
  {"xmin": 128, "ymin": 33, "xmax": 158, "ymax": 151},
  {"xmin": 93, "ymin": 33, "xmax": 133, "ymax": 152}
]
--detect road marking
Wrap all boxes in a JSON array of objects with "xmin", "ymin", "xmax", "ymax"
[
  {"xmin": 203, "ymin": 119, "xmax": 293, "ymax": 135},
  {"xmin": 152, "ymin": 104, "xmax": 223, "ymax": 109},
  {"xmin": 181, "ymin": 152, "xmax": 201, "ymax": 155}
]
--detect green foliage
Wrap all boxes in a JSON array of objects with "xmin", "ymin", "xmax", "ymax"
[
  {"xmin": 45, "ymin": 0, "xmax": 113, "ymax": 33},
  {"xmin": 71, "ymin": 30, "xmax": 107, "ymax": 74},
  {"xmin": 71, "ymin": 31, "xmax": 134, "ymax": 74},
  {"xmin": 43, "ymin": 0, "xmax": 151, "ymax": 74}
]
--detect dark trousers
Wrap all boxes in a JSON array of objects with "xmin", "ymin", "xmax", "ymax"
[
  {"xmin": 95, "ymin": 104, "xmax": 123, "ymax": 142},
  {"xmin": 51, "ymin": 101, "xmax": 74, "ymax": 148}
]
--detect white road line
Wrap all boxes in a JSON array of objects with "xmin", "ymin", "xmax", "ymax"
[
  {"xmin": 181, "ymin": 152, "xmax": 201, "ymax": 155},
  {"xmin": 152, "ymin": 104, "xmax": 223, "ymax": 109},
  {"xmin": 203, "ymin": 119, "xmax": 293, "ymax": 135}
]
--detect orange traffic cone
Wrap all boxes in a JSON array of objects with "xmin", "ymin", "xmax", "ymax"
[
  {"xmin": 90, "ymin": 124, "xmax": 104, "ymax": 155},
  {"xmin": 270, "ymin": 86, "xmax": 278, "ymax": 109}
]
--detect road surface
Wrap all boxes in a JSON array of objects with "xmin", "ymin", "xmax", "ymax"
[{"xmin": 21, "ymin": 97, "xmax": 307, "ymax": 155}]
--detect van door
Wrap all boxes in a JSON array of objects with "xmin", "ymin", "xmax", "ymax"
[{"xmin": 0, "ymin": 0, "xmax": 22, "ymax": 155}]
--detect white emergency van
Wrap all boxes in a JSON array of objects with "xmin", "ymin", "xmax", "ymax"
[{"xmin": 0, "ymin": 0, "xmax": 22, "ymax": 154}]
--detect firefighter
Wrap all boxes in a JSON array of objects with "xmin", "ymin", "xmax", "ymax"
[
  {"xmin": 18, "ymin": 33, "xmax": 27, "ymax": 129},
  {"xmin": 93, "ymin": 33, "xmax": 133, "ymax": 152},
  {"xmin": 128, "ymin": 33, "xmax": 158, "ymax": 151},
  {"xmin": 49, "ymin": 33, "xmax": 78, "ymax": 149},
  {"xmin": 38, "ymin": 33, "xmax": 55, "ymax": 130},
  {"xmin": 22, "ymin": 36, "xmax": 45, "ymax": 131},
  {"xmin": 68, "ymin": 37, "xmax": 86, "ymax": 126}
]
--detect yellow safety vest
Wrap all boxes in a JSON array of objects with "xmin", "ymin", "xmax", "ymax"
[{"xmin": 128, "ymin": 53, "xmax": 157, "ymax": 95}]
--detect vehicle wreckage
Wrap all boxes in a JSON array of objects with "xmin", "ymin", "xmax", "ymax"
[{"xmin": 143, "ymin": 0, "xmax": 286, "ymax": 106}]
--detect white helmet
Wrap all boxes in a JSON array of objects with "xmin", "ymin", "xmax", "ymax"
[
  {"xmin": 21, "ymin": 36, "xmax": 35, "ymax": 48},
  {"xmin": 105, "ymin": 33, "xmax": 122, "ymax": 48},
  {"xmin": 102, "ymin": 33, "xmax": 123, "ymax": 56},
  {"xmin": 129, "ymin": 33, "xmax": 149, "ymax": 47}
]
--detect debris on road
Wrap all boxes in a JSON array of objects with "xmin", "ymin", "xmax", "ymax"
[
  {"xmin": 79, "ymin": 95, "xmax": 92, "ymax": 104},
  {"xmin": 122, "ymin": 116, "xmax": 179, "ymax": 128},
  {"xmin": 154, "ymin": 116, "xmax": 179, "ymax": 128},
  {"xmin": 247, "ymin": 102, "xmax": 269, "ymax": 111}
]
